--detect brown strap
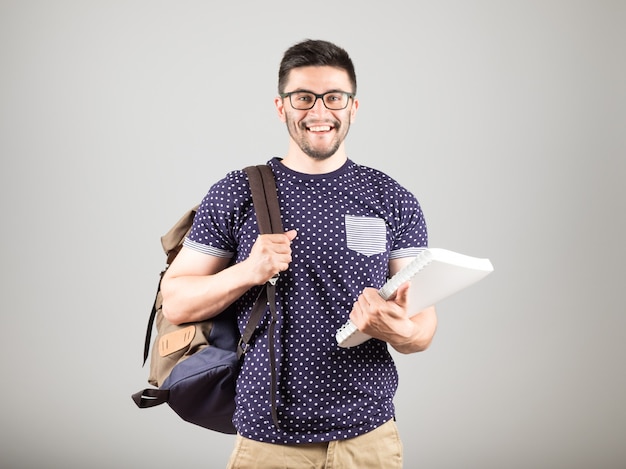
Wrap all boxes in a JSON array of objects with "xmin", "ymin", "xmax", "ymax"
[
  {"xmin": 243, "ymin": 165, "xmax": 283, "ymax": 430},
  {"xmin": 239, "ymin": 165, "xmax": 282, "ymax": 358},
  {"xmin": 258, "ymin": 164, "xmax": 283, "ymax": 234},
  {"xmin": 244, "ymin": 165, "xmax": 283, "ymax": 234}
]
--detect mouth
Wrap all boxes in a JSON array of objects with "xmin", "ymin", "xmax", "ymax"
[{"xmin": 305, "ymin": 123, "xmax": 334, "ymax": 133}]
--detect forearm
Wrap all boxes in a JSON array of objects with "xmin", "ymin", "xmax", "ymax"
[
  {"xmin": 389, "ymin": 306, "xmax": 438, "ymax": 354},
  {"xmin": 161, "ymin": 231, "xmax": 297, "ymax": 324},
  {"xmin": 161, "ymin": 260, "xmax": 259, "ymax": 324}
]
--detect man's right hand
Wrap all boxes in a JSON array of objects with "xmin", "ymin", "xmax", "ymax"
[{"xmin": 246, "ymin": 230, "xmax": 297, "ymax": 285}]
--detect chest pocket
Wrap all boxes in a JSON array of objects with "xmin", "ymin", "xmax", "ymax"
[{"xmin": 345, "ymin": 215, "xmax": 387, "ymax": 257}]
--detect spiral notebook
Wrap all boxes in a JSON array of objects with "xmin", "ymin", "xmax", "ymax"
[{"xmin": 335, "ymin": 248, "xmax": 494, "ymax": 347}]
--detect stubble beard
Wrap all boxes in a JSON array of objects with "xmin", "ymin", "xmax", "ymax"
[{"xmin": 286, "ymin": 116, "xmax": 349, "ymax": 161}]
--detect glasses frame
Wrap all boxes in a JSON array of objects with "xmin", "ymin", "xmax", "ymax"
[{"xmin": 280, "ymin": 90, "xmax": 356, "ymax": 110}]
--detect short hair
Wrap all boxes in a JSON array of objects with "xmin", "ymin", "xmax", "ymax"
[{"xmin": 278, "ymin": 39, "xmax": 357, "ymax": 95}]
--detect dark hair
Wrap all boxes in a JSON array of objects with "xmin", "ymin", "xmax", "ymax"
[{"xmin": 278, "ymin": 39, "xmax": 357, "ymax": 95}]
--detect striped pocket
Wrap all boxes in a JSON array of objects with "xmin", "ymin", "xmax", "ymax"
[{"xmin": 344, "ymin": 215, "xmax": 387, "ymax": 256}]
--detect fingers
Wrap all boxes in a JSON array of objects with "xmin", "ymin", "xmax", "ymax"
[
  {"xmin": 350, "ymin": 285, "xmax": 409, "ymax": 327},
  {"xmin": 249, "ymin": 231, "xmax": 297, "ymax": 283},
  {"xmin": 349, "ymin": 288, "xmax": 379, "ymax": 325},
  {"xmin": 284, "ymin": 229, "xmax": 298, "ymax": 241},
  {"xmin": 261, "ymin": 230, "xmax": 297, "ymax": 253},
  {"xmin": 392, "ymin": 281, "xmax": 410, "ymax": 308}
]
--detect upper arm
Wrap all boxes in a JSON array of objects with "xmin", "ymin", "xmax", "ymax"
[
  {"xmin": 163, "ymin": 246, "xmax": 232, "ymax": 279},
  {"xmin": 388, "ymin": 256, "xmax": 415, "ymax": 278},
  {"xmin": 389, "ymin": 255, "xmax": 438, "ymax": 316}
]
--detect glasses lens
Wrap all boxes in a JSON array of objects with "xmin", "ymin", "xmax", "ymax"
[
  {"xmin": 323, "ymin": 92, "xmax": 349, "ymax": 110},
  {"xmin": 290, "ymin": 92, "xmax": 316, "ymax": 110}
]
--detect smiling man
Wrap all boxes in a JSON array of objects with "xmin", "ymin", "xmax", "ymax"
[{"xmin": 161, "ymin": 39, "xmax": 437, "ymax": 468}]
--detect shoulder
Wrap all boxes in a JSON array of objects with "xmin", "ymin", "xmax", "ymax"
[
  {"xmin": 200, "ymin": 169, "xmax": 252, "ymax": 207},
  {"xmin": 349, "ymin": 161, "xmax": 402, "ymax": 185},
  {"xmin": 348, "ymin": 161, "xmax": 418, "ymax": 201},
  {"xmin": 210, "ymin": 168, "xmax": 249, "ymax": 193}
]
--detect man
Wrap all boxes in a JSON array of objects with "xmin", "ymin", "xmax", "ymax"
[{"xmin": 161, "ymin": 39, "xmax": 437, "ymax": 468}]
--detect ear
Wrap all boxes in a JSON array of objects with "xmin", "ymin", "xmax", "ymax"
[
  {"xmin": 275, "ymin": 96, "xmax": 287, "ymax": 123},
  {"xmin": 349, "ymin": 97, "xmax": 359, "ymax": 123}
]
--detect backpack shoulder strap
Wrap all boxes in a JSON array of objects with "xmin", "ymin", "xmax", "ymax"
[
  {"xmin": 242, "ymin": 164, "xmax": 283, "ymax": 430},
  {"xmin": 239, "ymin": 164, "xmax": 282, "ymax": 356},
  {"xmin": 244, "ymin": 164, "xmax": 283, "ymax": 235}
]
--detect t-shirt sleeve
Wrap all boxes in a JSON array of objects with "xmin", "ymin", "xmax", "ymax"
[
  {"xmin": 183, "ymin": 170, "xmax": 251, "ymax": 259},
  {"xmin": 388, "ymin": 182, "xmax": 428, "ymax": 259}
]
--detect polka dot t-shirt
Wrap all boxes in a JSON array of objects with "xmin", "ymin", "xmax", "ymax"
[{"xmin": 184, "ymin": 157, "xmax": 428, "ymax": 444}]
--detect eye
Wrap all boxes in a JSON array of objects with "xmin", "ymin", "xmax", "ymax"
[
  {"xmin": 294, "ymin": 92, "xmax": 314, "ymax": 103},
  {"xmin": 326, "ymin": 93, "xmax": 342, "ymax": 102}
]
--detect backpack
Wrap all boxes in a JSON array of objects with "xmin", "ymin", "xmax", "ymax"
[{"xmin": 131, "ymin": 164, "xmax": 283, "ymax": 433}]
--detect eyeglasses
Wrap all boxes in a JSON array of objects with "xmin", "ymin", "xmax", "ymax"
[{"xmin": 280, "ymin": 90, "xmax": 355, "ymax": 110}]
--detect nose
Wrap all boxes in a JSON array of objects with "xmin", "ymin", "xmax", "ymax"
[{"xmin": 309, "ymin": 96, "xmax": 328, "ymax": 114}]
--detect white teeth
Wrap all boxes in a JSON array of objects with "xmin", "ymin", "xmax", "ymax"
[{"xmin": 309, "ymin": 125, "xmax": 331, "ymax": 132}]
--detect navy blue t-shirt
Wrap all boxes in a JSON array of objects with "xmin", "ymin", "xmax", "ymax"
[{"xmin": 184, "ymin": 157, "xmax": 427, "ymax": 443}]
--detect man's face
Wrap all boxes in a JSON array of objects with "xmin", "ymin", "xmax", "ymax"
[{"xmin": 276, "ymin": 66, "xmax": 358, "ymax": 161}]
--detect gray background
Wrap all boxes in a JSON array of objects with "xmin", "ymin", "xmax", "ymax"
[{"xmin": 1, "ymin": 1, "xmax": 624, "ymax": 468}]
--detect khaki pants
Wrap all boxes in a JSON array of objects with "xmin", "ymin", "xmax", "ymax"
[{"xmin": 226, "ymin": 419, "xmax": 403, "ymax": 469}]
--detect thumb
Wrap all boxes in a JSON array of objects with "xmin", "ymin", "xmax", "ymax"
[
  {"xmin": 284, "ymin": 229, "xmax": 298, "ymax": 241},
  {"xmin": 392, "ymin": 281, "xmax": 410, "ymax": 308}
]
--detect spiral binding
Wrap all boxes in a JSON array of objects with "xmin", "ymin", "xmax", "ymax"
[{"xmin": 378, "ymin": 250, "xmax": 433, "ymax": 300}]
